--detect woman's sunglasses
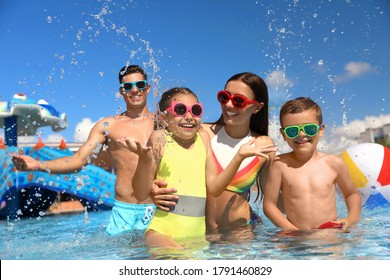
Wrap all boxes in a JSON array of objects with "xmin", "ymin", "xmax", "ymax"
[
  {"xmin": 166, "ymin": 101, "xmax": 203, "ymax": 117},
  {"xmin": 217, "ymin": 90, "xmax": 258, "ymax": 109},
  {"xmin": 120, "ymin": 80, "xmax": 148, "ymax": 92},
  {"xmin": 282, "ymin": 123, "xmax": 321, "ymax": 139}
]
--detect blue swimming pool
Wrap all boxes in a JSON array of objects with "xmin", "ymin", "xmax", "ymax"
[{"xmin": 1, "ymin": 193, "xmax": 389, "ymax": 260}]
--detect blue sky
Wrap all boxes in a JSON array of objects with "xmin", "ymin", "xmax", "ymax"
[{"xmin": 1, "ymin": 0, "xmax": 389, "ymax": 153}]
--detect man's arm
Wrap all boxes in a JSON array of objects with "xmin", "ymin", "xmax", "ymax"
[{"xmin": 12, "ymin": 119, "xmax": 107, "ymax": 174}]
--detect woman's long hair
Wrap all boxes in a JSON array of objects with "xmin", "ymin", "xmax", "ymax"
[{"xmin": 214, "ymin": 72, "xmax": 270, "ymax": 202}]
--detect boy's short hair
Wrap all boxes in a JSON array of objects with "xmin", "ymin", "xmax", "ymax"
[
  {"xmin": 279, "ymin": 97, "xmax": 323, "ymax": 124},
  {"xmin": 118, "ymin": 65, "xmax": 148, "ymax": 83}
]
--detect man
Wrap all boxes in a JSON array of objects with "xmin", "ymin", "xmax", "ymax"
[{"xmin": 12, "ymin": 65, "xmax": 156, "ymax": 236}]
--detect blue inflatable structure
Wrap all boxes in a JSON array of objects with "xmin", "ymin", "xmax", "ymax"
[
  {"xmin": 0, "ymin": 93, "xmax": 115, "ymax": 220},
  {"xmin": 0, "ymin": 146, "xmax": 115, "ymax": 219}
]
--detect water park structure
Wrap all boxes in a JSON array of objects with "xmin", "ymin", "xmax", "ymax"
[{"xmin": 0, "ymin": 93, "xmax": 115, "ymax": 220}]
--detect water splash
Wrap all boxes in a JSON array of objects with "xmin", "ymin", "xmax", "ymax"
[
  {"xmin": 84, "ymin": 207, "xmax": 90, "ymax": 224},
  {"xmin": 262, "ymin": 0, "xmax": 387, "ymax": 153}
]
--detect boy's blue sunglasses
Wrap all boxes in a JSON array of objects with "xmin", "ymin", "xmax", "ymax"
[
  {"xmin": 120, "ymin": 80, "xmax": 148, "ymax": 92},
  {"xmin": 282, "ymin": 123, "xmax": 321, "ymax": 139}
]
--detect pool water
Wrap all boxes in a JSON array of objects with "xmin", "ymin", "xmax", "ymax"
[{"xmin": 1, "ymin": 193, "xmax": 390, "ymax": 260}]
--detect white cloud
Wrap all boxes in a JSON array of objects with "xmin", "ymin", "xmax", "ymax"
[
  {"xmin": 320, "ymin": 114, "xmax": 390, "ymax": 154},
  {"xmin": 334, "ymin": 114, "xmax": 390, "ymax": 138},
  {"xmin": 334, "ymin": 61, "xmax": 374, "ymax": 84},
  {"xmin": 73, "ymin": 118, "xmax": 98, "ymax": 142},
  {"xmin": 16, "ymin": 136, "xmax": 37, "ymax": 143},
  {"xmin": 266, "ymin": 70, "xmax": 294, "ymax": 88},
  {"xmin": 15, "ymin": 133, "xmax": 65, "ymax": 145},
  {"xmin": 345, "ymin": 62, "xmax": 372, "ymax": 77},
  {"xmin": 45, "ymin": 134, "xmax": 65, "ymax": 143}
]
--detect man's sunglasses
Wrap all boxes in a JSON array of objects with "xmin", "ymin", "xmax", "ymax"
[
  {"xmin": 166, "ymin": 101, "xmax": 203, "ymax": 117},
  {"xmin": 217, "ymin": 90, "xmax": 258, "ymax": 109},
  {"xmin": 282, "ymin": 123, "xmax": 322, "ymax": 139},
  {"xmin": 120, "ymin": 80, "xmax": 148, "ymax": 92}
]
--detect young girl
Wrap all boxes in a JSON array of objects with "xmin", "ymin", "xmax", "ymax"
[
  {"xmin": 117, "ymin": 87, "xmax": 276, "ymax": 247},
  {"xmin": 152, "ymin": 73, "xmax": 280, "ymax": 234}
]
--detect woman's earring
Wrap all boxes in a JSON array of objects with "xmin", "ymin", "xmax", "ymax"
[{"xmin": 253, "ymin": 108, "xmax": 261, "ymax": 114}]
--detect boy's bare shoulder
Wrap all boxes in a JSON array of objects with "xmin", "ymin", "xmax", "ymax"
[
  {"xmin": 272, "ymin": 152, "xmax": 293, "ymax": 166},
  {"xmin": 323, "ymin": 152, "xmax": 346, "ymax": 167},
  {"xmin": 318, "ymin": 152, "xmax": 342, "ymax": 161}
]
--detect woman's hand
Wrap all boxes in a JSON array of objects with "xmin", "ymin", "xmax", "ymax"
[
  {"xmin": 238, "ymin": 137, "xmax": 278, "ymax": 160},
  {"xmin": 150, "ymin": 179, "xmax": 178, "ymax": 212}
]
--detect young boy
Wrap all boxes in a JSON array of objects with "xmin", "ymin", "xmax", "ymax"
[{"xmin": 263, "ymin": 97, "xmax": 361, "ymax": 230}]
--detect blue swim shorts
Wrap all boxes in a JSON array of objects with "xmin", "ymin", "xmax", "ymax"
[{"xmin": 106, "ymin": 199, "xmax": 156, "ymax": 236}]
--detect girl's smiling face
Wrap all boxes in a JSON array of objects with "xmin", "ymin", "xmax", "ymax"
[{"xmin": 163, "ymin": 93, "xmax": 202, "ymax": 144}]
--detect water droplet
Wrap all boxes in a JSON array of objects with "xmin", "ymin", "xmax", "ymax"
[
  {"xmin": 76, "ymin": 30, "xmax": 82, "ymax": 41},
  {"xmin": 84, "ymin": 207, "xmax": 90, "ymax": 224},
  {"xmin": 59, "ymin": 120, "xmax": 67, "ymax": 128}
]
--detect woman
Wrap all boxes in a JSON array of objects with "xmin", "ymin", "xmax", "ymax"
[
  {"xmin": 152, "ymin": 72, "xmax": 277, "ymax": 234},
  {"xmin": 202, "ymin": 72, "xmax": 275, "ymax": 232}
]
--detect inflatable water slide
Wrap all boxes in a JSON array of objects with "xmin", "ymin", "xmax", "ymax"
[
  {"xmin": 0, "ymin": 145, "xmax": 115, "ymax": 220},
  {"xmin": 0, "ymin": 93, "xmax": 116, "ymax": 220}
]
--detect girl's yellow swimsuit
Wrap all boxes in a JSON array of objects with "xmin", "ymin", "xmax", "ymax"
[{"xmin": 147, "ymin": 132, "xmax": 207, "ymax": 241}]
